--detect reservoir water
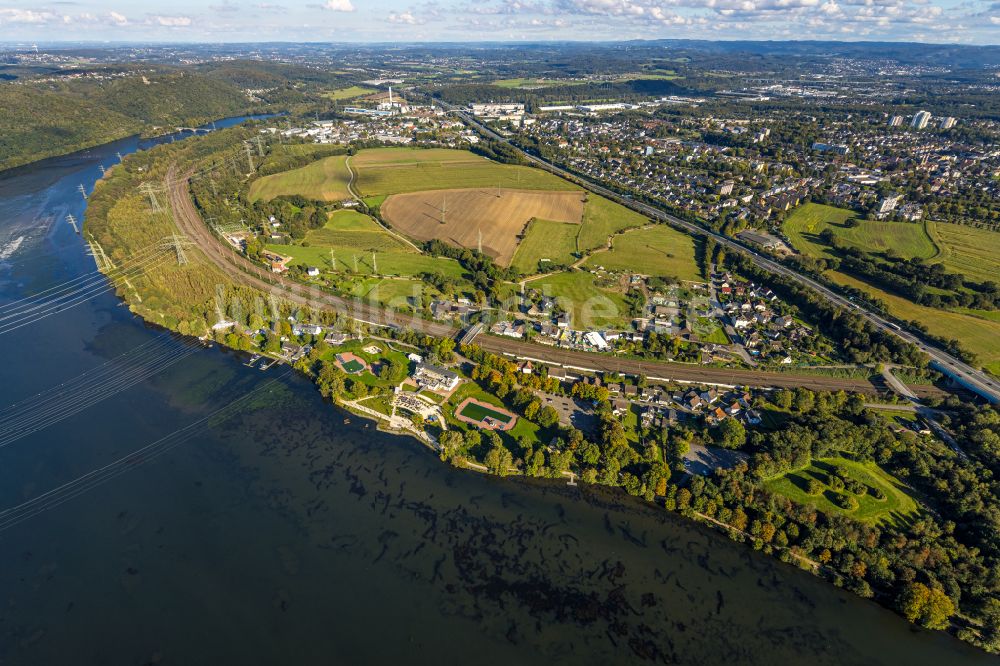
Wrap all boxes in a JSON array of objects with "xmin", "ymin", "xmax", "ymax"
[{"xmin": 0, "ymin": 121, "xmax": 992, "ymax": 665}]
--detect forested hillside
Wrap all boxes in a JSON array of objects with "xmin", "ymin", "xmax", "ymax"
[
  {"xmin": 0, "ymin": 69, "xmax": 258, "ymax": 172},
  {"xmin": 0, "ymin": 85, "xmax": 140, "ymax": 172},
  {"xmin": 79, "ymin": 71, "xmax": 250, "ymax": 130}
]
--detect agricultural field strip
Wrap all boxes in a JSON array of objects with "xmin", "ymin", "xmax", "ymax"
[
  {"xmin": 249, "ymin": 154, "xmax": 351, "ymax": 202},
  {"xmin": 380, "ymin": 187, "xmax": 585, "ymax": 266}
]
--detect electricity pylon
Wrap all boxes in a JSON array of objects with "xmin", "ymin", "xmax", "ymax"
[
  {"xmin": 244, "ymin": 142, "xmax": 255, "ymax": 173},
  {"xmin": 139, "ymin": 182, "xmax": 162, "ymax": 212},
  {"xmin": 164, "ymin": 235, "xmax": 190, "ymax": 266}
]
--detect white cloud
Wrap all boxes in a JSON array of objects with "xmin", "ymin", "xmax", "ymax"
[
  {"xmin": 149, "ymin": 15, "xmax": 193, "ymax": 26},
  {"xmin": 0, "ymin": 0, "xmax": 995, "ymax": 42},
  {"xmin": 389, "ymin": 11, "xmax": 424, "ymax": 23},
  {"xmin": 0, "ymin": 9, "xmax": 58, "ymax": 24},
  {"xmin": 322, "ymin": 0, "xmax": 356, "ymax": 10}
]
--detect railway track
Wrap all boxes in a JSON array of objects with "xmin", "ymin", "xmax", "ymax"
[{"xmin": 165, "ymin": 163, "xmax": 919, "ymax": 396}]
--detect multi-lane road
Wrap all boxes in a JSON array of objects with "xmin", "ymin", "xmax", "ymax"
[
  {"xmin": 165, "ymin": 165, "xmax": 920, "ymax": 397},
  {"xmin": 444, "ymin": 103, "xmax": 1000, "ymax": 404}
]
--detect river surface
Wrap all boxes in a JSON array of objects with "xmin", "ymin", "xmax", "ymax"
[{"xmin": 0, "ymin": 120, "xmax": 992, "ymax": 666}]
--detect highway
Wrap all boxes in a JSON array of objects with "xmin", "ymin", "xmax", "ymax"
[
  {"xmin": 165, "ymin": 165, "xmax": 903, "ymax": 396},
  {"xmin": 442, "ymin": 102, "xmax": 1000, "ymax": 404}
]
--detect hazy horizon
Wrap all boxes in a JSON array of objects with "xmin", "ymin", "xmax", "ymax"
[{"xmin": 0, "ymin": 1, "xmax": 998, "ymax": 46}]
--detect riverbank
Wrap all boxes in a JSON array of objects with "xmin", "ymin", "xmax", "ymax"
[{"xmin": 80, "ymin": 122, "xmax": 1000, "ymax": 655}]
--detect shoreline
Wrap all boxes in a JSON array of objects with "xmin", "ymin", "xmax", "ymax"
[{"xmin": 82, "ymin": 123, "xmax": 994, "ymax": 654}]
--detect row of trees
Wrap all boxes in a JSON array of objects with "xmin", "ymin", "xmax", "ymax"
[
  {"xmin": 423, "ymin": 239, "xmax": 518, "ymax": 296},
  {"xmin": 826, "ymin": 238, "xmax": 1000, "ymax": 311}
]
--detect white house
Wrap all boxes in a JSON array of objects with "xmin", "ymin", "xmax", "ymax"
[{"xmin": 584, "ymin": 331, "xmax": 609, "ymax": 350}]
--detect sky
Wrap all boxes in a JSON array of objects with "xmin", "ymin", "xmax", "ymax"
[{"xmin": 0, "ymin": 0, "xmax": 998, "ymax": 45}]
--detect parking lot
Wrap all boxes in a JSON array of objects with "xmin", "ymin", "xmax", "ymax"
[{"xmin": 539, "ymin": 393, "xmax": 598, "ymax": 434}]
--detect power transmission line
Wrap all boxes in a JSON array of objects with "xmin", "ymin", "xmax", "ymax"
[
  {"xmin": 244, "ymin": 142, "xmax": 256, "ymax": 173},
  {"xmin": 0, "ymin": 336, "xmax": 200, "ymax": 449},
  {"xmin": 139, "ymin": 182, "xmax": 162, "ymax": 212},
  {"xmin": 0, "ymin": 371, "xmax": 291, "ymax": 533},
  {"xmin": 0, "ymin": 251, "xmax": 172, "ymax": 335},
  {"xmin": 162, "ymin": 235, "xmax": 192, "ymax": 266}
]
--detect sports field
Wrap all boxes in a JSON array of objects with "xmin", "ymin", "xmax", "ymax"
[
  {"xmin": 531, "ymin": 271, "xmax": 629, "ymax": 329},
  {"xmin": 510, "ymin": 218, "xmax": 581, "ymax": 273},
  {"xmin": 830, "ymin": 270, "xmax": 1000, "ymax": 374},
  {"xmin": 351, "ymin": 148, "xmax": 578, "ymax": 198},
  {"xmin": 342, "ymin": 358, "xmax": 364, "ymax": 373},
  {"xmin": 336, "ymin": 352, "xmax": 369, "ymax": 374},
  {"xmin": 249, "ymin": 155, "xmax": 351, "ymax": 202},
  {"xmin": 381, "ymin": 188, "xmax": 585, "ymax": 265},
  {"xmin": 577, "ymin": 195, "xmax": 649, "ymax": 251},
  {"xmin": 928, "ymin": 222, "xmax": 1000, "ymax": 283},
  {"xmin": 455, "ymin": 397, "xmax": 516, "ymax": 430},
  {"xmin": 584, "ymin": 224, "xmax": 701, "ymax": 281},
  {"xmin": 764, "ymin": 456, "xmax": 918, "ymax": 527},
  {"xmin": 783, "ymin": 203, "xmax": 937, "ymax": 261}
]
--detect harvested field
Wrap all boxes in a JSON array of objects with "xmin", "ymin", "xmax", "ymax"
[{"xmin": 381, "ymin": 187, "xmax": 586, "ymax": 265}]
